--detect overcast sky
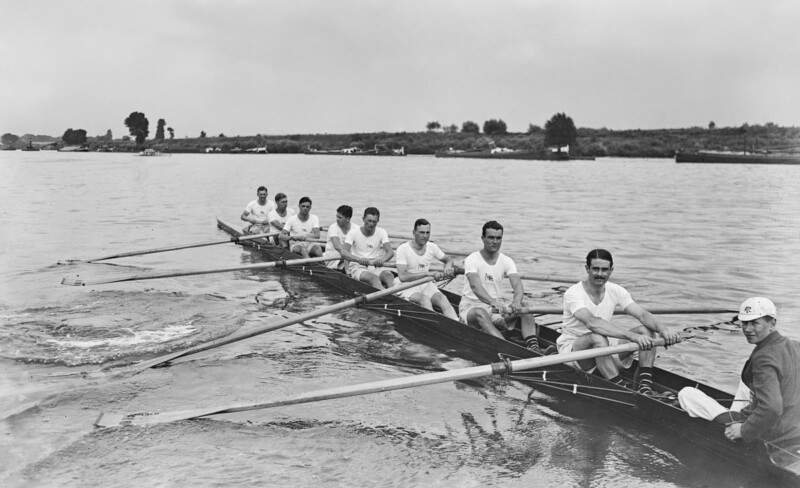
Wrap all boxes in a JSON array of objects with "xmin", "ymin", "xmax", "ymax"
[{"xmin": 2, "ymin": 0, "xmax": 798, "ymax": 138}]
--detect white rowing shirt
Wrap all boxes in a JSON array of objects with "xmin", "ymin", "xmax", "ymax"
[
  {"xmin": 395, "ymin": 241, "xmax": 445, "ymax": 275},
  {"xmin": 460, "ymin": 251, "xmax": 517, "ymax": 302},
  {"xmin": 283, "ymin": 214, "xmax": 320, "ymax": 237},
  {"xmin": 244, "ymin": 199, "xmax": 276, "ymax": 224},
  {"xmin": 561, "ymin": 281, "xmax": 634, "ymax": 338},
  {"xmin": 267, "ymin": 208, "xmax": 296, "ymax": 234},
  {"xmin": 345, "ymin": 227, "xmax": 390, "ymax": 260},
  {"xmin": 325, "ymin": 222, "xmax": 359, "ymax": 253}
]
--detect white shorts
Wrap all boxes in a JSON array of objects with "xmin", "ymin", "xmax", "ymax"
[
  {"xmin": 555, "ymin": 334, "xmax": 636, "ymax": 371},
  {"xmin": 348, "ymin": 263, "xmax": 391, "ymax": 281},
  {"xmin": 290, "ymin": 240, "xmax": 321, "ymax": 252},
  {"xmin": 458, "ymin": 299, "xmax": 510, "ymax": 329},
  {"xmin": 394, "ymin": 278, "xmax": 441, "ymax": 300},
  {"xmin": 322, "ymin": 250, "xmax": 343, "ymax": 270}
]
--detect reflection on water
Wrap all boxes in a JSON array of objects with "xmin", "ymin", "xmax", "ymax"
[{"xmin": 1, "ymin": 152, "xmax": 799, "ymax": 487}]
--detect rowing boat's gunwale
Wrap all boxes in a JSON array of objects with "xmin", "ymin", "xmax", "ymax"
[{"xmin": 216, "ymin": 218, "xmax": 794, "ymax": 481}]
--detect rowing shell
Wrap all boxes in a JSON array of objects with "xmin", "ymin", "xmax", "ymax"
[{"xmin": 216, "ymin": 218, "xmax": 799, "ymax": 482}]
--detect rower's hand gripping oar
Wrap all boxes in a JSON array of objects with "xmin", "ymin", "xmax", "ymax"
[
  {"xmin": 95, "ymin": 338, "xmax": 669, "ymax": 428},
  {"xmin": 61, "ymin": 255, "xmax": 336, "ymax": 286},
  {"xmin": 97, "ymin": 276, "xmax": 437, "ymax": 377},
  {"xmin": 57, "ymin": 231, "xmax": 280, "ymax": 265}
]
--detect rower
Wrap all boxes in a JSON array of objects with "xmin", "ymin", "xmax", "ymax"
[
  {"xmin": 340, "ymin": 207, "xmax": 395, "ymax": 289},
  {"xmin": 322, "ymin": 205, "xmax": 358, "ymax": 271},
  {"xmin": 393, "ymin": 219, "xmax": 458, "ymax": 320},
  {"xmin": 556, "ymin": 249, "xmax": 680, "ymax": 394},
  {"xmin": 279, "ymin": 196, "xmax": 322, "ymax": 258},
  {"xmin": 459, "ymin": 221, "xmax": 546, "ymax": 351},
  {"xmin": 240, "ymin": 185, "xmax": 276, "ymax": 234},
  {"xmin": 267, "ymin": 192, "xmax": 295, "ymax": 245},
  {"xmin": 678, "ymin": 297, "xmax": 800, "ymax": 464}
]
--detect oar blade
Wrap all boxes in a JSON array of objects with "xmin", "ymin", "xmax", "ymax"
[{"xmin": 61, "ymin": 277, "xmax": 86, "ymax": 286}]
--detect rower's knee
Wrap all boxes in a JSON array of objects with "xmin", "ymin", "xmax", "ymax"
[{"xmin": 590, "ymin": 333, "xmax": 610, "ymax": 348}]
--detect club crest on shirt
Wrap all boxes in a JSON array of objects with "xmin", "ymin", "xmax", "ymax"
[{"xmin": 484, "ymin": 274, "xmax": 495, "ymax": 283}]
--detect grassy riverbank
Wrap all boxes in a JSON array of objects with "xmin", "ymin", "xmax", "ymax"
[{"xmin": 10, "ymin": 123, "xmax": 800, "ymax": 158}]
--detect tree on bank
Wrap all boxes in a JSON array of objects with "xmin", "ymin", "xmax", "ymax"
[
  {"xmin": 461, "ymin": 121, "xmax": 480, "ymax": 134},
  {"xmin": 426, "ymin": 121, "xmax": 441, "ymax": 132},
  {"xmin": 167, "ymin": 127, "xmax": 174, "ymax": 139},
  {"xmin": 544, "ymin": 112, "xmax": 577, "ymax": 151},
  {"xmin": 62, "ymin": 128, "xmax": 87, "ymax": 145},
  {"xmin": 483, "ymin": 119, "xmax": 507, "ymax": 135},
  {"xmin": 1, "ymin": 133, "xmax": 20, "ymax": 147},
  {"xmin": 124, "ymin": 112, "xmax": 150, "ymax": 146},
  {"xmin": 155, "ymin": 119, "xmax": 166, "ymax": 140}
]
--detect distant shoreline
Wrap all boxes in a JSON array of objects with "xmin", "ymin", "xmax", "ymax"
[{"xmin": 5, "ymin": 124, "xmax": 799, "ymax": 159}]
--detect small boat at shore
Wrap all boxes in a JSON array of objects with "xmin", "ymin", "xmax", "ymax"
[
  {"xmin": 137, "ymin": 149, "xmax": 170, "ymax": 157},
  {"xmin": 436, "ymin": 146, "xmax": 594, "ymax": 161},
  {"xmin": 675, "ymin": 150, "xmax": 800, "ymax": 165},
  {"xmin": 214, "ymin": 218, "xmax": 798, "ymax": 483},
  {"xmin": 305, "ymin": 144, "xmax": 405, "ymax": 156}
]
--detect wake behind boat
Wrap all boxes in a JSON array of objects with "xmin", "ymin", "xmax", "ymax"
[
  {"xmin": 214, "ymin": 218, "xmax": 798, "ymax": 482},
  {"xmin": 675, "ymin": 149, "xmax": 800, "ymax": 165}
]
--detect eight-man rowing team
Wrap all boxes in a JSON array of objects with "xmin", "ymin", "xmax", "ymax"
[{"xmin": 242, "ymin": 186, "xmax": 800, "ymax": 458}]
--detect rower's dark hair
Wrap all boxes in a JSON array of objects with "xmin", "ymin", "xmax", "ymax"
[
  {"xmin": 299, "ymin": 196, "xmax": 312, "ymax": 205},
  {"xmin": 257, "ymin": 186, "xmax": 268, "ymax": 193},
  {"xmin": 586, "ymin": 249, "xmax": 613, "ymax": 267},
  {"xmin": 413, "ymin": 218, "xmax": 430, "ymax": 230},
  {"xmin": 275, "ymin": 192, "xmax": 287, "ymax": 202},
  {"xmin": 482, "ymin": 220, "xmax": 503, "ymax": 237},
  {"xmin": 337, "ymin": 205, "xmax": 353, "ymax": 219},
  {"xmin": 364, "ymin": 207, "xmax": 380, "ymax": 218}
]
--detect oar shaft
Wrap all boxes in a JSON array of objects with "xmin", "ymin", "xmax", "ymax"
[
  {"xmin": 69, "ymin": 231, "xmax": 280, "ymax": 264},
  {"xmin": 95, "ymin": 338, "xmax": 667, "ymax": 427},
  {"xmin": 112, "ymin": 276, "xmax": 436, "ymax": 373},
  {"xmin": 62, "ymin": 256, "xmax": 335, "ymax": 286},
  {"xmin": 516, "ymin": 306, "xmax": 738, "ymax": 315},
  {"xmin": 516, "ymin": 273, "xmax": 575, "ymax": 283}
]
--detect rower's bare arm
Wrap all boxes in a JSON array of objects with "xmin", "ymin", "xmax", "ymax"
[
  {"xmin": 574, "ymin": 308, "xmax": 637, "ymax": 341},
  {"xmin": 340, "ymin": 242, "xmax": 359, "ymax": 263},
  {"xmin": 330, "ymin": 236, "xmax": 343, "ymax": 253},
  {"xmin": 269, "ymin": 219, "xmax": 284, "ymax": 230},
  {"xmin": 624, "ymin": 303, "xmax": 680, "ymax": 345},
  {"xmin": 396, "ymin": 263, "xmax": 414, "ymax": 282},
  {"xmin": 241, "ymin": 211, "xmax": 251, "ymax": 223},
  {"xmin": 378, "ymin": 242, "xmax": 394, "ymax": 265},
  {"xmin": 508, "ymin": 274, "xmax": 525, "ymax": 307},
  {"xmin": 279, "ymin": 229, "xmax": 291, "ymax": 242}
]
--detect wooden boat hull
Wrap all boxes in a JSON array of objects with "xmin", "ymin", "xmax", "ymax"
[
  {"xmin": 217, "ymin": 218, "xmax": 797, "ymax": 482},
  {"xmin": 676, "ymin": 151, "xmax": 800, "ymax": 165}
]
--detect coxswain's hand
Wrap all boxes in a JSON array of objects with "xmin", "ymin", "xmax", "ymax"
[{"xmin": 725, "ymin": 422, "xmax": 743, "ymax": 442}]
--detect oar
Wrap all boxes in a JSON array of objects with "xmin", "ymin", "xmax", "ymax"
[
  {"xmin": 98, "ymin": 276, "xmax": 437, "ymax": 377},
  {"xmin": 94, "ymin": 338, "xmax": 668, "ymax": 428},
  {"xmin": 58, "ymin": 231, "xmax": 280, "ymax": 265},
  {"xmin": 514, "ymin": 306, "xmax": 739, "ymax": 315},
  {"xmin": 516, "ymin": 273, "xmax": 575, "ymax": 283},
  {"xmin": 61, "ymin": 256, "xmax": 336, "ymax": 286}
]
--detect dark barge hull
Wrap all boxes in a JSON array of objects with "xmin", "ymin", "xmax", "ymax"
[
  {"xmin": 217, "ymin": 218, "xmax": 797, "ymax": 482},
  {"xmin": 675, "ymin": 151, "xmax": 800, "ymax": 165}
]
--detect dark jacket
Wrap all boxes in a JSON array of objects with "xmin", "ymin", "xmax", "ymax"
[{"xmin": 740, "ymin": 331, "xmax": 800, "ymax": 447}]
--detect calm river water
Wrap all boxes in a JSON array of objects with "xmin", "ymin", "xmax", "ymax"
[{"xmin": 1, "ymin": 151, "xmax": 799, "ymax": 487}]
